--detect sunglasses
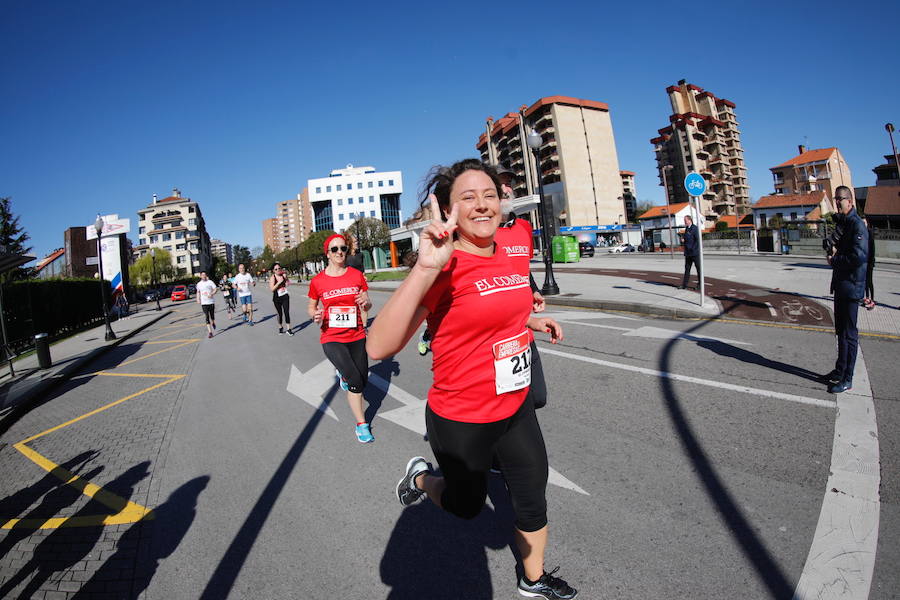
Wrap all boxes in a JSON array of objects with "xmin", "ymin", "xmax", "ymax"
[{"xmin": 330, "ymin": 245, "xmax": 349, "ymax": 253}]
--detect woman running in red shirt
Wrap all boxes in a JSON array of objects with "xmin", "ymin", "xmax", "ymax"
[
  {"xmin": 308, "ymin": 234, "xmax": 374, "ymax": 443},
  {"xmin": 367, "ymin": 160, "xmax": 577, "ymax": 599}
]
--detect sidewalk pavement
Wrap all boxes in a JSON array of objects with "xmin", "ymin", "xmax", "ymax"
[{"xmin": 0, "ymin": 305, "xmax": 172, "ymax": 432}]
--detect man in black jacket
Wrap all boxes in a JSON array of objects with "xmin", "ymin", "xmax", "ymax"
[
  {"xmin": 825, "ymin": 186, "xmax": 869, "ymax": 393},
  {"xmin": 680, "ymin": 215, "xmax": 701, "ymax": 289}
]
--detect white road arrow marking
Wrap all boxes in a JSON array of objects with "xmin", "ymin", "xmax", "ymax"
[
  {"xmin": 367, "ymin": 373, "xmax": 589, "ymax": 495},
  {"xmin": 287, "ymin": 360, "xmax": 339, "ymax": 421}
]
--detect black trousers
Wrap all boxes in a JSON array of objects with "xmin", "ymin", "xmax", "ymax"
[
  {"xmin": 682, "ymin": 255, "xmax": 701, "ymax": 288},
  {"xmin": 529, "ymin": 341, "xmax": 547, "ymax": 409},
  {"xmin": 322, "ymin": 339, "xmax": 368, "ymax": 394},
  {"xmin": 425, "ymin": 398, "xmax": 548, "ymax": 532},
  {"xmin": 833, "ymin": 295, "xmax": 860, "ymax": 383},
  {"xmin": 273, "ymin": 294, "xmax": 291, "ymax": 326},
  {"xmin": 201, "ymin": 304, "xmax": 215, "ymax": 324}
]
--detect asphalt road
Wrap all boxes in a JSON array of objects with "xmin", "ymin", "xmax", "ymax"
[{"xmin": 1, "ymin": 291, "xmax": 898, "ymax": 599}]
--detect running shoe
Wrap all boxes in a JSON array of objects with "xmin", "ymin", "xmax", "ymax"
[
  {"xmin": 278, "ymin": 328, "xmax": 284, "ymax": 335},
  {"xmin": 287, "ymin": 329, "xmax": 294, "ymax": 336},
  {"xmin": 208, "ymin": 332, "xmax": 213, "ymax": 339},
  {"xmin": 335, "ymin": 369, "xmax": 349, "ymax": 391},
  {"xmin": 396, "ymin": 456, "xmax": 430, "ymax": 506},
  {"xmin": 417, "ymin": 339, "xmax": 428, "ymax": 355},
  {"xmin": 517, "ymin": 567, "xmax": 578, "ymax": 599},
  {"xmin": 248, "ymin": 320, "xmax": 254, "ymax": 327},
  {"xmin": 355, "ymin": 423, "xmax": 374, "ymax": 443}
]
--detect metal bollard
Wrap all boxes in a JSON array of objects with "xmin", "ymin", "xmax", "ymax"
[{"xmin": 34, "ymin": 333, "xmax": 52, "ymax": 369}]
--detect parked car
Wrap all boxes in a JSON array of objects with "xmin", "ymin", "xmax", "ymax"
[
  {"xmin": 171, "ymin": 285, "xmax": 188, "ymax": 302},
  {"xmin": 607, "ymin": 243, "xmax": 635, "ymax": 253},
  {"xmin": 578, "ymin": 242, "xmax": 595, "ymax": 257},
  {"xmin": 143, "ymin": 289, "xmax": 161, "ymax": 303},
  {"xmin": 187, "ymin": 284, "xmax": 196, "ymax": 297}
]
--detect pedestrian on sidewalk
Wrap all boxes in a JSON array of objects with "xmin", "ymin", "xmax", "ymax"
[
  {"xmin": 196, "ymin": 271, "xmax": 217, "ymax": 338},
  {"xmin": 269, "ymin": 262, "xmax": 293, "ymax": 335},
  {"xmin": 680, "ymin": 215, "xmax": 701, "ymax": 289},
  {"xmin": 825, "ymin": 186, "xmax": 869, "ymax": 393},
  {"xmin": 368, "ymin": 160, "xmax": 577, "ymax": 599},
  {"xmin": 308, "ymin": 233, "xmax": 375, "ymax": 443},
  {"xmin": 862, "ymin": 217, "xmax": 876, "ymax": 310}
]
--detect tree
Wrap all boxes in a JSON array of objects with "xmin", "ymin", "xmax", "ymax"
[
  {"xmin": 129, "ymin": 249, "xmax": 175, "ymax": 286},
  {"xmin": 0, "ymin": 197, "xmax": 33, "ymax": 282},
  {"xmin": 301, "ymin": 230, "xmax": 336, "ymax": 273},
  {"xmin": 714, "ymin": 220, "xmax": 730, "ymax": 232},
  {"xmin": 254, "ymin": 245, "xmax": 276, "ymax": 275},
  {"xmin": 346, "ymin": 217, "xmax": 389, "ymax": 272},
  {"xmin": 233, "ymin": 245, "xmax": 252, "ymax": 267}
]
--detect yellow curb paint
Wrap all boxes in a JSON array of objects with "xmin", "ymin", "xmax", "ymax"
[{"xmin": 2, "ymin": 373, "xmax": 184, "ymax": 529}]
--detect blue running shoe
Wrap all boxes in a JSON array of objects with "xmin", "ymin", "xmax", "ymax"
[
  {"xmin": 335, "ymin": 369, "xmax": 349, "ymax": 391},
  {"xmin": 355, "ymin": 423, "xmax": 374, "ymax": 443}
]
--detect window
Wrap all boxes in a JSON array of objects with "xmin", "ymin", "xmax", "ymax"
[
  {"xmin": 358, "ymin": 197, "xmax": 363, "ymax": 203},
  {"xmin": 357, "ymin": 182, "xmax": 362, "ymax": 189},
  {"xmin": 369, "ymin": 196, "xmax": 374, "ymax": 202},
  {"xmin": 316, "ymin": 187, "xmax": 321, "ymax": 194},
  {"xmin": 790, "ymin": 212, "xmax": 798, "ymax": 221},
  {"xmin": 139, "ymin": 238, "xmax": 146, "ymax": 245},
  {"xmin": 177, "ymin": 255, "xmax": 186, "ymax": 264},
  {"xmin": 149, "ymin": 235, "xmax": 158, "ymax": 243},
  {"xmin": 759, "ymin": 213, "xmax": 767, "ymax": 227},
  {"xmin": 349, "ymin": 198, "xmax": 354, "ymax": 204},
  {"xmin": 189, "ymin": 218, "xmax": 197, "ymax": 226},
  {"xmin": 326, "ymin": 186, "xmax": 332, "ymax": 193},
  {"xmin": 388, "ymin": 179, "xmax": 394, "ymax": 186},
  {"xmin": 370, "ymin": 210, "xmax": 376, "ymax": 217},
  {"xmin": 176, "ymin": 243, "xmax": 186, "ymax": 251},
  {"xmin": 337, "ymin": 184, "xmax": 342, "ymax": 191},
  {"xmin": 368, "ymin": 181, "xmax": 373, "ymax": 188},
  {"xmin": 162, "ymin": 233, "xmax": 171, "ymax": 241},
  {"xmin": 378, "ymin": 180, "xmax": 383, "ymax": 187},
  {"xmin": 176, "ymin": 231, "xmax": 185, "ymax": 239},
  {"xmin": 190, "ymin": 242, "xmax": 198, "ymax": 250},
  {"xmin": 337, "ymin": 199, "xmax": 343, "ymax": 206},
  {"xmin": 339, "ymin": 214, "xmax": 345, "ymax": 221},
  {"xmin": 164, "ymin": 246, "xmax": 172, "ymax": 252},
  {"xmin": 139, "ymin": 226, "xmax": 145, "ymax": 234}
]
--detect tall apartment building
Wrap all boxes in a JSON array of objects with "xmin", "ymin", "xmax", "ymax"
[
  {"xmin": 261, "ymin": 189, "xmax": 313, "ymax": 253},
  {"xmin": 477, "ymin": 96, "xmax": 625, "ymax": 228},
  {"xmin": 650, "ymin": 80, "xmax": 750, "ymax": 219},
  {"xmin": 620, "ymin": 171, "xmax": 637, "ymax": 222},
  {"xmin": 308, "ymin": 165, "xmax": 402, "ymax": 233},
  {"xmin": 770, "ymin": 146, "xmax": 853, "ymax": 200},
  {"xmin": 133, "ymin": 188, "xmax": 213, "ymax": 276},
  {"xmin": 209, "ymin": 239, "xmax": 233, "ymax": 265}
]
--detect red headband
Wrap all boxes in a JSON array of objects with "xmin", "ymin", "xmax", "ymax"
[{"xmin": 323, "ymin": 234, "xmax": 346, "ymax": 255}]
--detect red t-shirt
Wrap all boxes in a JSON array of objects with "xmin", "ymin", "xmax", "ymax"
[
  {"xmin": 422, "ymin": 246, "xmax": 533, "ymax": 423},
  {"xmin": 308, "ymin": 268, "xmax": 368, "ymax": 344},
  {"xmin": 494, "ymin": 218, "xmax": 534, "ymax": 273}
]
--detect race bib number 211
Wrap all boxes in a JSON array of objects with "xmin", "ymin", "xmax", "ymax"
[{"xmin": 492, "ymin": 331, "xmax": 531, "ymax": 395}]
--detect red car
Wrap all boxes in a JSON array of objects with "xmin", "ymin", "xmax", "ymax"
[{"xmin": 170, "ymin": 285, "xmax": 188, "ymax": 302}]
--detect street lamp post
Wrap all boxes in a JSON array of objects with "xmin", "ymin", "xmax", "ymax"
[
  {"xmin": 886, "ymin": 123, "xmax": 900, "ymax": 186},
  {"xmin": 94, "ymin": 215, "xmax": 117, "ymax": 341},
  {"xmin": 526, "ymin": 128, "xmax": 559, "ymax": 295},
  {"xmin": 150, "ymin": 248, "xmax": 161, "ymax": 311}
]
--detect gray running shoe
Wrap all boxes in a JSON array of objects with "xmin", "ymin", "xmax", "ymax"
[
  {"xmin": 518, "ymin": 567, "xmax": 578, "ymax": 599},
  {"xmin": 396, "ymin": 456, "xmax": 430, "ymax": 506}
]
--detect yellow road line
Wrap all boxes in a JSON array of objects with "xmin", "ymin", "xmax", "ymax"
[
  {"xmin": 145, "ymin": 339, "xmax": 203, "ymax": 344},
  {"xmin": 3, "ymin": 373, "xmax": 184, "ymax": 530},
  {"xmin": 18, "ymin": 375, "xmax": 184, "ymax": 444}
]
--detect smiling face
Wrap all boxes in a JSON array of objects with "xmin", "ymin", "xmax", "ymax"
[
  {"xmin": 448, "ymin": 170, "xmax": 501, "ymax": 244},
  {"xmin": 327, "ymin": 236, "xmax": 347, "ymax": 267}
]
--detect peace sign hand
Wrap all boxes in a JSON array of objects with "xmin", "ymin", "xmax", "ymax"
[{"xmin": 415, "ymin": 194, "xmax": 458, "ymax": 272}]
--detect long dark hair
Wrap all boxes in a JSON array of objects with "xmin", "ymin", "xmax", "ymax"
[{"xmin": 420, "ymin": 159, "xmax": 501, "ymax": 221}]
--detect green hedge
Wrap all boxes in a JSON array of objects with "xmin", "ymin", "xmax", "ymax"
[{"xmin": 1, "ymin": 279, "xmax": 112, "ymax": 356}]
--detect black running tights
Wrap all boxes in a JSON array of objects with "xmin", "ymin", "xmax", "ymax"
[
  {"xmin": 322, "ymin": 339, "xmax": 368, "ymax": 394},
  {"xmin": 425, "ymin": 398, "xmax": 548, "ymax": 532},
  {"xmin": 273, "ymin": 295, "xmax": 291, "ymax": 326}
]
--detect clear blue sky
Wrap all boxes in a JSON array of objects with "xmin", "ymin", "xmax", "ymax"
[{"xmin": 3, "ymin": 0, "xmax": 897, "ymax": 261}]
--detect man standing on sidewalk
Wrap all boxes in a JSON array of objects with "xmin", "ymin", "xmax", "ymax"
[
  {"xmin": 680, "ymin": 215, "xmax": 701, "ymax": 289},
  {"xmin": 825, "ymin": 186, "xmax": 869, "ymax": 393}
]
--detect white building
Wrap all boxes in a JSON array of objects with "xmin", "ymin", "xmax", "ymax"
[{"xmin": 307, "ymin": 164, "xmax": 402, "ymax": 233}]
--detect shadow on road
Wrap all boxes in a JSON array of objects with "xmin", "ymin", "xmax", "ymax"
[
  {"xmin": 365, "ymin": 358, "xmax": 400, "ymax": 422},
  {"xmin": 697, "ymin": 340, "xmax": 826, "ymax": 383},
  {"xmin": 71, "ymin": 475, "xmax": 210, "ymax": 599},
  {"xmin": 657, "ymin": 307, "xmax": 795, "ymax": 598},
  {"xmin": 199, "ymin": 386, "xmax": 339, "ymax": 599}
]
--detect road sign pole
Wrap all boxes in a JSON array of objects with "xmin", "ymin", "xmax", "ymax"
[
  {"xmin": 694, "ymin": 196, "xmax": 705, "ymax": 307},
  {"xmin": 683, "ymin": 172, "xmax": 707, "ymax": 308}
]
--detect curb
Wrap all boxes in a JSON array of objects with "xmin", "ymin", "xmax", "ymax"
[
  {"xmin": 543, "ymin": 296, "xmax": 721, "ymax": 320},
  {"xmin": 0, "ymin": 309, "xmax": 174, "ymax": 438}
]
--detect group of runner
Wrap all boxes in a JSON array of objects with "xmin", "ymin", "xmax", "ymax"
[{"xmin": 193, "ymin": 160, "xmax": 577, "ymax": 598}]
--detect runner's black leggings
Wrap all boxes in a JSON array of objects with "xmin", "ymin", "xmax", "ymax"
[
  {"xmin": 425, "ymin": 397, "xmax": 548, "ymax": 532},
  {"xmin": 322, "ymin": 339, "xmax": 368, "ymax": 394},
  {"xmin": 273, "ymin": 295, "xmax": 291, "ymax": 326}
]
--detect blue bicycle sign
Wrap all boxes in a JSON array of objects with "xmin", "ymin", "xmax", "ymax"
[{"xmin": 683, "ymin": 173, "xmax": 706, "ymax": 196}]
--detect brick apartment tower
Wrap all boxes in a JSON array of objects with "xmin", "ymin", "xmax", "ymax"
[
  {"xmin": 477, "ymin": 95, "xmax": 625, "ymax": 228},
  {"xmin": 262, "ymin": 189, "xmax": 313, "ymax": 254},
  {"xmin": 650, "ymin": 80, "xmax": 750, "ymax": 219}
]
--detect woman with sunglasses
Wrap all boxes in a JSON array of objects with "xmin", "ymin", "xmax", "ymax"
[
  {"xmin": 367, "ymin": 160, "xmax": 576, "ymax": 599},
  {"xmin": 307, "ymin": 234, "xmax": 374, "ymax": 443},
  {"xmin": 268, "ymin": 262, "xmax": 293, "ymax": 335}
]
